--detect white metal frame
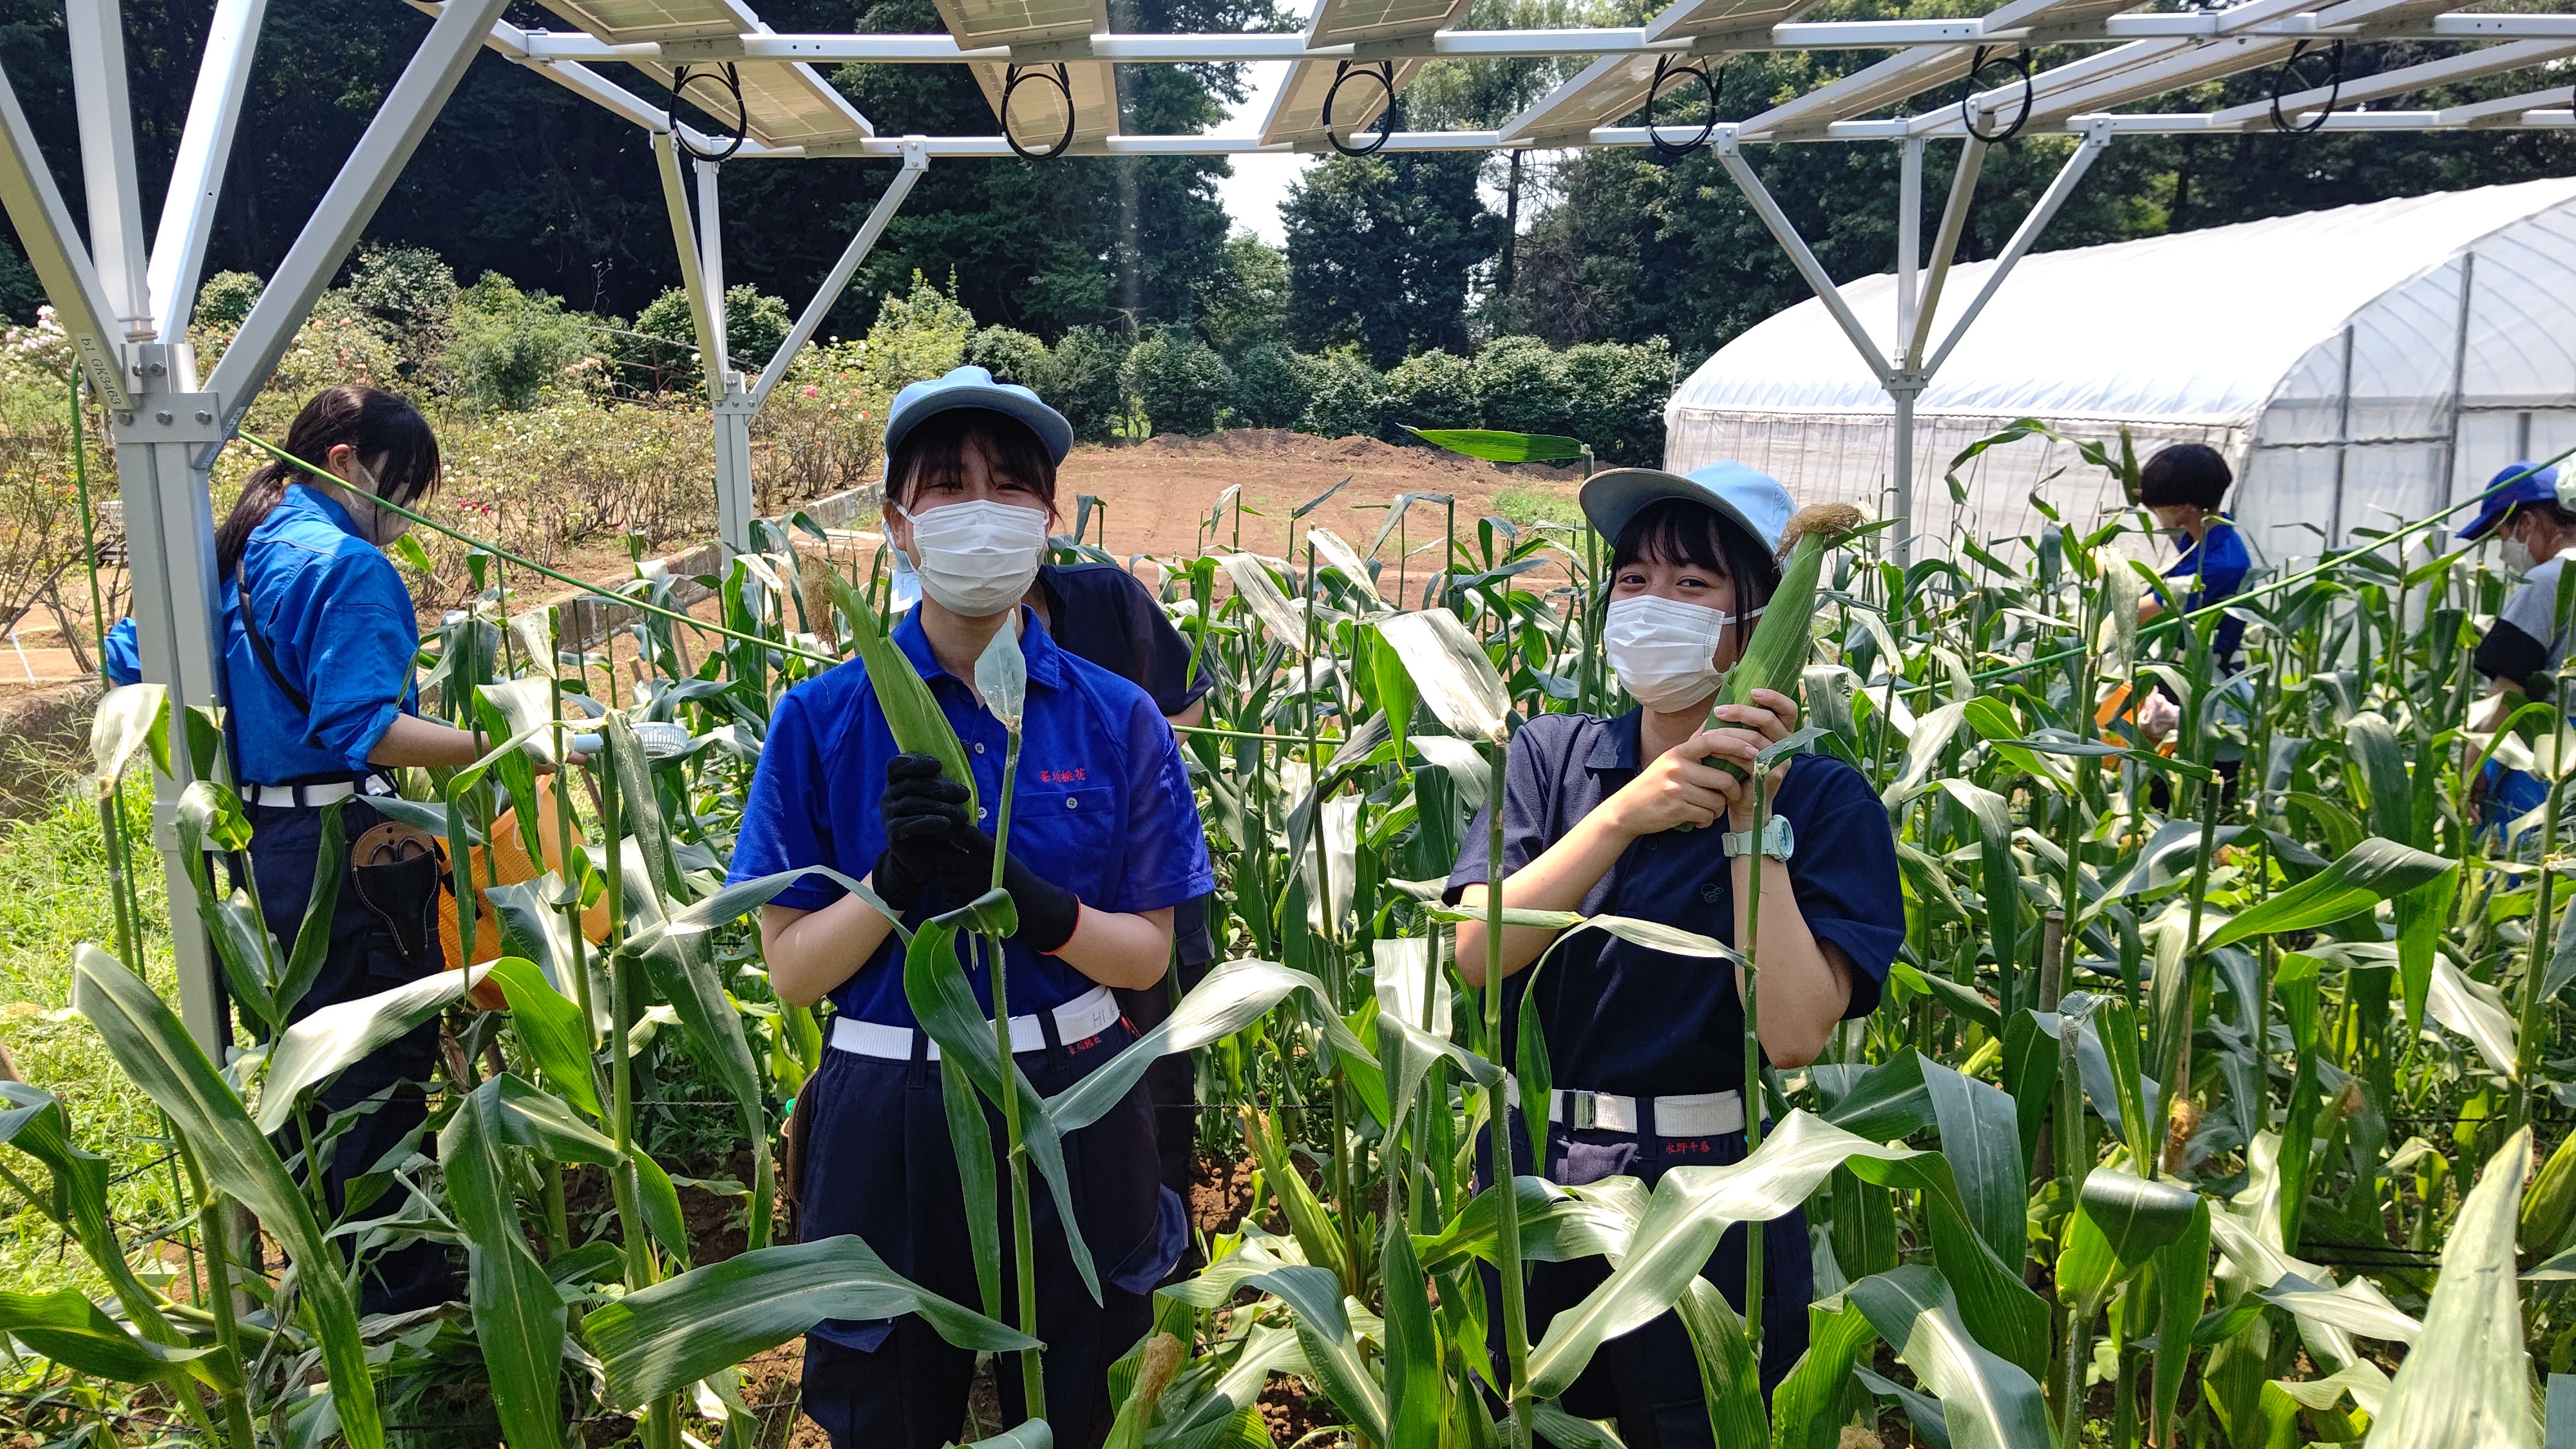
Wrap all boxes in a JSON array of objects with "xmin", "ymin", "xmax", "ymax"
[{"xmin": 8, "ymin": 0, "xmax": 2576, "ymax": 1046}]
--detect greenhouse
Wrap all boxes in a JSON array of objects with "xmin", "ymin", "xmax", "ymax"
[{"xmin": 1665, "ymin": 175, "xmax": 2576, "ymax": 562}]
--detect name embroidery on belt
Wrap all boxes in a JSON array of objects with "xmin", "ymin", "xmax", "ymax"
[
  {"xmin": 1665, "ymin": 1138, "xmax": 1716, "ymax": 1157},
  {"xmin": 1037, "ymin": 767, "xmax": 1090, "ymax": 782}
]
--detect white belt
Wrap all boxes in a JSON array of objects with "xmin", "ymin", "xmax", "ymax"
[
  {"xmin": 1549, "ymin": 1087, "xmax": 1744, "ymax": 1137},
  {"xmin": 829, "ymin": 985, "xmax": 1121, "ymax": 1061},
  {"xmin": 248, "ymin": 776, "xmax": 395, "ymax": 808}
]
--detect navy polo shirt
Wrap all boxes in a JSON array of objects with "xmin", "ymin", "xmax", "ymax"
[
  {"xmin": 2167, "ymin": 518, "xmax": 2251, "ymax": 661},
  {"xmin": 729, "ymin": 605, "xmax": 1216, "ymax": 1025},
  {"xmin": 226, "ymin": 486, "xmax": 424, "ymax": 786},
  {"xmin": 1444, "ymin": 711, "xmax": 1903, "ymax": 1100},
  {"xmin": 1036, "ymin": 562, "xmax": 1217, "ymax": 967}
]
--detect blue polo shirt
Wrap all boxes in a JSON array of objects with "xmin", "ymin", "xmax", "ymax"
[
  {"xmin": 227, "ymin": 486, "xmax": 423, "ymax": 786},
  {"xmin": 2167, "ymin": 518, "xmax": 2251, "ymax": 661},
  {"xmin": 102, "ymin": 617, "xmax": 140, "ymax": 687},
  {"xmin": 729, "ymin": 605, "xmax": 1215, "ymax": 1025},
  {"xmin": 1445, "ymin": 711, "xmax": 1902, "ymax": 1099}
]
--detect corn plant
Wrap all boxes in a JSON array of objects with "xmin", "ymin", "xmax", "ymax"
[{"xmin": 14, "ymin": 422, "xmax": 2576, "ymax": 1449}]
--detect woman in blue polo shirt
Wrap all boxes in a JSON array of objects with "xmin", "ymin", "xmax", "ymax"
[
  {"xmin": 1448, "ymin": 462, "xmax": 1902, "ymax": 1446},
  {"xmin": 218, "ymin": 383, "xmax": 503, "ymax": 1314},
  {"xmin": 734, "ymin": 367, "xmax": 1211, "ymax": 1449}
]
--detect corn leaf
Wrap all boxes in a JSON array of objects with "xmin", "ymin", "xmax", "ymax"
[
  {"xmin": 88, "ymin": 683, "xmax": 169, "ymax": 788},
  {"xmin": 1672, "ymin": 1278, "xmax": 1766, "ymax": 1446},
  {"xmin": 482, "ymin": 954, "xmax": 601, "ymax": 1119},
  {"xmin": 254, "ymin": 971, "xmax": 473, "ymax": 1133},
  {"xmin": 2201, "ymin": 837, "xmax": 2453, "ymax": 951},
  {"xmin": 2364, "ymin": 1129, "xmax": 2538, "ymax": 1448},
  {"xmin": 1043, "ymin": 957, "xmax": 1383, "ymax": 1135},
  {"xmin": 1405, "ymin": 427, "xmax": 1585, "ymax": 463},
  {"xmin": 440, "ymin": 1081, "xmax": 569, "ymax": 1449},
  {"xmin": 584, "ymin": 1234, "xmax": 1037, "ymax": 1408},
  {"xmin": 1846, "ymin": 1264, "xmax": 2052, "ymax": 1449},
  {"xmin": 820, "ymin": 570, "xmax": 978, "ymax": 815},
  {"xmin": 0, "ymin": 1288, "xmax": 222, "ymax": 1386},
  {"xmin": 71, "ymin": 945, "xmax": 386, "ymax": 1449},
  {"xmin": 1768, "ymin": 1294, "xmax": 1877, "ymax": 1449},
  {"xmin": 1378, "ymin": 609, "xmax": 1510, "ymax": 744}
]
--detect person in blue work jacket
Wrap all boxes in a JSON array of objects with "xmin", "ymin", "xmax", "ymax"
[
  {"xmin": 1447, "ymin": 462, "xmax": 1902, "ymax": 1446},
  {"xmin": 2129, "ymin": 444, "xmax": 2255, "ymax": 804},
  {"xmin": 734, "ymin": 366, "xmax": 1211, "ymax": 1449},
  {"xmin": 217, "ymin": 383, "xmax": 527, "ymax": 1314},
  {"xmin": 1025, "ymin": 544, "xmax": 1216, "ymax": 1222},
  {"xmin": 100, "ymin": 616, "xmax": 140, "ymax": 687},
  {"xmin": 2455, "ymin": 460, "xmax": 2576, "ymax": 831}
]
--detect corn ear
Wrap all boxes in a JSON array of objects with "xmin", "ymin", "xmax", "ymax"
[
  {"xmin": 820, "ymin": 571, "xmax": 979, "ymax": 819},
  {"xmin": 2523, "ymin": 1126, "xmax": 2576, "ymax": 1258},
  {"xmin": 1705, "ymin": 504, "xmax": 1870, "ymax": 776}
]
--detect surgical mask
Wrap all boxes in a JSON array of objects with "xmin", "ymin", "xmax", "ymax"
[
  {"xmin": 2503, "ymin": 535, "xmax": 2538, "ymax": 576},
  {"xmin": 342, "ymin": 459, "xmax": 412, "ymax": 547},
  {"xmin": 1604, "ymin": 594, "xmax": 1756, "ymax": 713},
  {"xmin": 900, "ymin": 498, "xmax": 1048, "ymax": 617}
]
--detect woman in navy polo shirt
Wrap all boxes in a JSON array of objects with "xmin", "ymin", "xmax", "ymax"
[
  {"xmin": 733, "ymin": 367, "xmax": 1212, "ymax": 1448},
  {"xmin": 1449, "ymin": 462, "xmax": 1902, "ymax": 1447}
]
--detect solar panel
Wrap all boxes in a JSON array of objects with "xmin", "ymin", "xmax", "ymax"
[
  {"xmin": 2205, "ymin": 39, "xmax": 2576, "ymax": 128},
  {"xmin": 1500, "ymin": 0, "xmax": 1830, "ymax": 146},
  {"xmin": 926, "ymin": 0, "xmax": 1121, "ymax": 147},
  {"xmin": 1258, "ymin": 0, "xmax": 1480, "ymax": 147},
  {"xmin": 1734, "ymin": 0, "xmax": 2141, "ymax": 138},
  {"xmin": 535, "ymin": 0, "xmax": 873, "ymax": 147}
]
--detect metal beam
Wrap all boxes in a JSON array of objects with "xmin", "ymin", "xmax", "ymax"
[
  {"xmin": 748, "ymin": 142, "xmax": 929, "ymax": 412},
  {"xmin": 1905, "ymin": 137, "xmax": 1984, "ymax": 372},
  {"xmin": 0, "ymin": 60, "xmax": 131, "ymax": 408},
  {"xmin": 653, "ymin": 135, "xmax": 724, "ymax": 403},
  {"xmin": 1713, "ymin": 131, "xmax": 1893, "ymax": 386},
  {"xmin": 204, "ymin": 0, "xmax": 515, "ymax": 433},
  {"xmin": 696, "ymin": 159, "xmax": 733, "ymax": 397},
  {"xmin": 1922, "ymin": 123, "xmax": 2110, "ymax": 377},
  {"xmin": 149, "ymin": 0, "xmax": 267, "ymax": 344},
  {"xmin": 65, "ymin": 0, "xmax": 153, "ymax": 337}
]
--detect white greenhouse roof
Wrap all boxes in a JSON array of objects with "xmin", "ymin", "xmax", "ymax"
[{"xmin": 1669, "ymin": 175, "xmax": 2576, "ymax": 431}]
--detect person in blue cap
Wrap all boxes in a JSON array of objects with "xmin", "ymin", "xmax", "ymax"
[
  {"xmin": 2457, "ymin": 460, "xmax": 2576, "ymax": 828},
  {"xmin": 735, "ymin": 366, "xmax": 1211, "ymax": 1448},
  {"xmin": 216, "ymin": 383, "xmax": 531, "ymax": 1314},
  {"xmin": 1445, "ymin": 460, "xmax": 1902, "ymax": 1443}
]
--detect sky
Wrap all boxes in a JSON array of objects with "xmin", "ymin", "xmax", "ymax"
[{"xmin": 1208, "ymin": 1, "xmax": 1320, "ymax": 247}]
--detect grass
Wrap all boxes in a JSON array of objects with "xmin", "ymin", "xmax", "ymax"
[
  {"xmin": 0, "ymin": 772, "xmax": 185, "ymax": 1299},
  {"xmin": 1492, "ymin": 482, "xmax": 1585, "ymax": 529}
]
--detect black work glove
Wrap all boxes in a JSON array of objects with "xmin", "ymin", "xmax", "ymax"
[
  {"xmin": 871, "ymin": 753, "xmax": 973, "ymax": 913},
  {"xmin": 920, "ymin": 816, "xmax": 1084, "ymax": 956}
]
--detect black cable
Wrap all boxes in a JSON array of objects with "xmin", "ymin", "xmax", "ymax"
[
  {"xmin": 1961, "ymin": 45, "xmax": 2034, "ymax": 143},
  {"xmin": 2268, "ymin": 39, "xmax": 2346, "ymax": 134},
  {"xmin": 1002, "ymin": 62, "xmax": 1078, "ymax": 160},
  {"xmin": 1647, "ymin": 53, "xmax": 1722, "ymax": 162},
  {"xmin": 1323, "ymin": 60, "xmax": 1397, "ymax": 157},
  {"xmin": 668, "ymin": 62, "xmax": 749, "ymax": 164}
]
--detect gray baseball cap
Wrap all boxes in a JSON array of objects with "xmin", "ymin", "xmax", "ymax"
[{"xmin": 1579, "ymin": 460, "xmax": 1794, "ymax": 554}]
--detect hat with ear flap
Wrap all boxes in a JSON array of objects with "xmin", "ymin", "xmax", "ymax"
[{"xmin": 1579, "ymin": 461, "xmax": 1795, "ymax": 554}]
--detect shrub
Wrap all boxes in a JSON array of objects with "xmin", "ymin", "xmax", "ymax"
[
  {"xmin": 1473, "ymin": 335, "xmax": 1567, "ymax": 438},
  {"xmin": 1299, "ymin": 347, "xmax": 1383, "ymax": 440},
  {"xmin": 1231, "ymin": 341, "xmax": 1312, "ymax": 430},
  {"xmin": 629, "ymin": 284, "xmax": 795, "ymax": 390},
  {"xmin": 440, "ymin": 272, "xmax": 597, "ymax": 411},
  {"xmin": 965, "ymin": 327, "xmax": 1052, "ymax": 389},
  {"xmin": 1125, "ymin": 328, "xmax": 1234, "ymax": 437},
  {"xmin": 1558, "ymin": 338, "xmax": 1678, "ymax": 466},
  {"xmin": 756, "ymin": 339, "xmax": 884, "ymax": 510},
  {"xmin": 343, "ymin": 246, "xmax": 457, "ymax": 341},
  {"xmin": 863, "ymin": 272, "xmax": 976, "ymax": 395},
  {"xmin": 193, "ymin": 270, "xmax": 264, "ymax": 330},
  {"xmin": 1380, "ymin": 350, "xmax": 1478, "ymax": 440},
  {"xmin": 1047, "ymin": 327, "xmax": 1130, "ymax": 442}
]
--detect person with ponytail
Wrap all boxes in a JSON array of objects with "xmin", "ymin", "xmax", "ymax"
[{"xmin": 216, "ymin": 384, "xmax": 493, "ymax": 1313}]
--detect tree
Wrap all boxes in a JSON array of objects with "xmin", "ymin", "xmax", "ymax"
[{"xmin": 1283, "ymin": 151, "xmax": 1502, "ymax": 368}]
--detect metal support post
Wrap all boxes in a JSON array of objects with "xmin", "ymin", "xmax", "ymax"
[
  {"xmin": 1922, "ymin": 122, "xmax": 2110, "ymax": 376},
  {"xmin": 1895, "ymin": 136, "xmax": 1923, "ymax": 352},
  {"xmin": 0, "ymin": 61, "xmax": 131, "ymax": 407},
  {"xmin": 696, "ymin": 160, "xmax": 734, "ymax": 397},
  {"xmin": 204, "ymin": 0, "xmax": 511, "ymax": 434},
  {"xmin": 713, "ymin": 396, "xmax": 757, "ymax": 554},
  {"xmin": 748, "ymin": 142, "xmax": 931, "ymax": 412},
  {"xmin": 109, "ymin": 346, "xmax": 233, "ymax": 1051},
  {"xmin": 1907, "ymin": 137, "xmax": 1986, "ymax": 373},
  {"xmin": 652, "ymin": 135, "xmax": 724, "ymax": 396},
  {"xmin": 149, "ymin": 0, "xmax": 267, "ymax": 343},
  {"xmin": 2439, "ymin": 251, "xmax": 2476, "ymax": 521},
  {"xmin": 65, "ymin": 0, "xmax": 153, "ymax": 339},
  {"xmin": 1889, "ymin": 381, "xmax": 1923, "ymax": 568},
  {"xmin": 1713, "ymin": 132, "xmax": 1893, "ymax": 386}
]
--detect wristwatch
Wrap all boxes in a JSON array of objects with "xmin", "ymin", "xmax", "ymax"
[{"xmin": 1721, "ymin": 815, "xmax": 1795, "ymax": 862}]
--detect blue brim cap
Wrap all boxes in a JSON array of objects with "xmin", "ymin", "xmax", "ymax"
[
  {"xmin": 1579, "ymin": 460, "xmax": 1795, "ymax": 555},
  {"xmin": 2459, "ymin": 460, "xmax": 2563, "ymax": 541},
  {"xmin": 884, "ymin": 365, "xmax": 1074, "ymax": 466}
]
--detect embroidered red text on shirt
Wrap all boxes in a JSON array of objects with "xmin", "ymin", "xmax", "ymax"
[{"xmin": 1037, "ymin": 768, "xmax": 1090, "ymax": 782}]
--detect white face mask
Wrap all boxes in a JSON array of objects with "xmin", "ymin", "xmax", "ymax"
[
  {"xmin": 1604, "ymin": 594, "xmax": 1756, "ymax": 713},
  {"xmin": 2503, "ymin": 535, "xmax": 2539, "ymax": 577},
  {"xmin": 341, "ymin": 459, "xmax": 412, "ymax": 547},
  {"xmin": 900, "ymin": 498, "xmax": 1049, "ymax": 617}
]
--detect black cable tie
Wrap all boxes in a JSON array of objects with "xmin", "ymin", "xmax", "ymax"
[
  {"xmin": 1961, "ymin": 45, "xmax": 2034, "ymax": 144},
  {"xmin": 669, "ymin": 62, "xmax": 750, "ymax": 164},
  {"xmin": 1323, "ymin": 60, "xmax": 1398, "ymax": 157},
  {"xmin": 1003, "ymin": 62, "xmax": 1078, "ymax": 160},
  {"xmin": 2269, "ymin": 38, "xmax": 2347, "ymax": 134},
  {"xmin": 1647, "ymin": 53, "xmax": 1722, "ymax": 162}
]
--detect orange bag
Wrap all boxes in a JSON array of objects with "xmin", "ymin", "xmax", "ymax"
[{"xmin": 439, "ymin": 786, "xmax": 612, "ymax": 1009}]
